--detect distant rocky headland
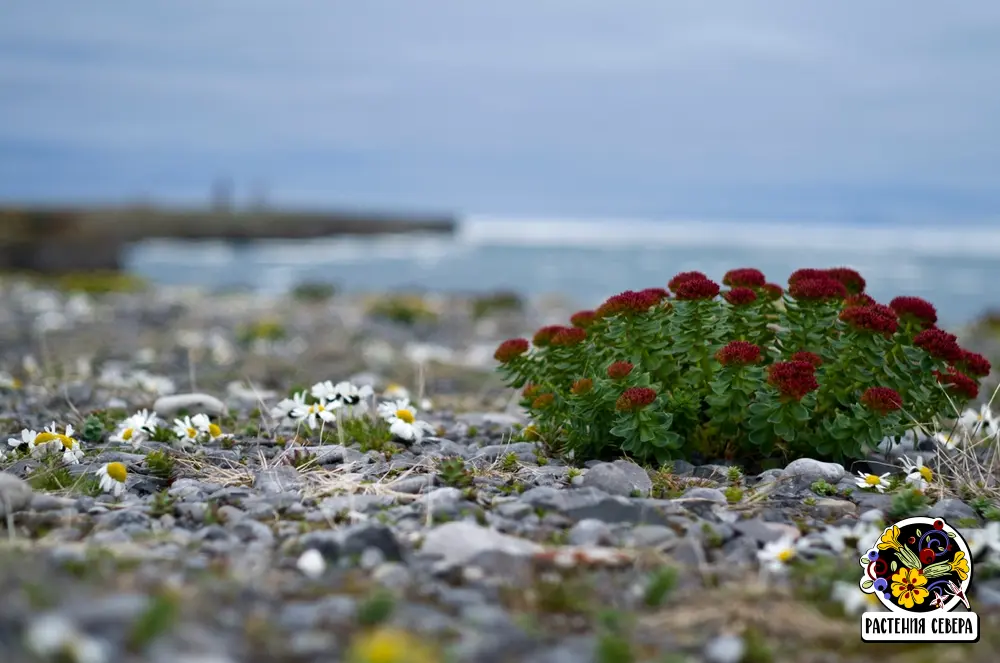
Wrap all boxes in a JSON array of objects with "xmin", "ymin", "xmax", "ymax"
[{"xmin": 0, "ymin": 204, "xmax": 457, "ymax": 273}]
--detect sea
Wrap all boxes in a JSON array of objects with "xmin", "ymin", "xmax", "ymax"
[{"xmin": 124, "ymin": 215, "xmax": 1000, "ymax": 330}]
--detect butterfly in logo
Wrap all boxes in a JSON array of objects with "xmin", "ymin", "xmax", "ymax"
[{"xmin": 944, "ymin": 580, "xmax": 971, "ymax": 610}]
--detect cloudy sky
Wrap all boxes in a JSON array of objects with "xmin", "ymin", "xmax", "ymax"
[{"xmin": 2, "ymin": 1, "xmax": 1000, "ymax": 223}]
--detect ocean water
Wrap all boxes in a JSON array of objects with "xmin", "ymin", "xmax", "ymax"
[{"xmin": 124, "ymin": 216, "xmax": 1000, "ymax": 329}]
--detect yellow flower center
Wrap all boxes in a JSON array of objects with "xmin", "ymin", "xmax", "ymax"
[
  {"xmin": 57, "ymin": 436, "xmax": 75, "ymax": 450},
  {"xmin": 106, "ymin": 462, "xmax": 127, "ymax": 483},
  {"xmin": 11, "ymin": 378, "xmax": 21, "ymax": 389},
  {"xmin": 919, "ymin": 466, "xmax": 933, "ymax": 482},
  {"xmin": 777, "ymin": 549, "xmax": 795, "ymax": 563},
  {"xmin": 33, "ymin": 432, "xmax": 60, "ymax": 446},
  {"xmin": 122, "ymin": 428, "xmax": 134, "ymax": 441},
  {"xmin": 865, "ymin": 474, "xmax": 882, "ymax": 486},
  {"xmin": 395, "ymin": 409, "xmax": 415, "ymax": 424},
  {"xmin": 208, "ymin": 423, "xmax": 222, "ymax": 437},
  {"xmin": 866, "ymin": 593, "xmax": 879, "ymax": 604},
  {"xmin": 187, "ymin": 427, "xmax": 198, "ymax": 439}
]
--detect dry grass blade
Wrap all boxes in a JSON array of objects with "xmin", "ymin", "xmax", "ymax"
[{"xmin": 932, "ymin": 381, "xmax": 1000, "ymax": 501}]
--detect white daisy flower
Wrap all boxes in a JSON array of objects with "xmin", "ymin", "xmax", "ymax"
[
  {"xmin": 191, "ymin": 413, "xmax": 229, "ymax": 442},
  {"xmin": 270, "ymin": 391, "xmax": 307, "ymax": 421},
  {"xmin": 382, "ymin": 383, "xmax": 411, "ymax": 401},
  {"xmin": 7, "ymin": 428, "xmax": 38, "ymax": 451},
  {"xmin": 854, "ymin": 471, "xmax": 890, "ymax": 493},
  {"xmin": 0, "ymin": 372, "xmax": 21, "ymax": 390},
  {"xmin": 377, "ymin": 399, "xmax": 435, "ymax": 443},
  {"xmin": 96, "ymin": 462, "xmax": 128, "ymax": 498},
  {"xmin": 831, "ymin": 580, "xmax": 883, "ymax": 615},
  {"xmin": 934, "ymin": 430, "xmax": 963, "ymax": 450},
  {"xmin": 757, "ymin": 535, "xmax": 801, "ymax": 575},
  {"xmin": 172, "ymin": 416, "xmax": 201, "ymax": 444},
  {"xmin": 25, "ymin": 613, "xmax": 108, "ymax": 663},
  {"xmin": 334, "ymin": 381, "xmax": 374, "ymax": 418},
  {"xmin": 852, "ymin": 522, "xmax": 884, "ymax": 557},
  {"xmin": 109, "ymin": 410, "xmax": 160, "ymax": 449},
  {"xmin": 959, "ymin": 403, "xmax": 999, "ymax": 438},
  {"xmin": 900, "ymin": 455, "xmax": 933, "ymax": 491},
  {"xmin": 965, "ymin": 520, "xmax": 1000, "ymax": 562},
  {"xmin": 291, "ymin": 399, "xmax": 339, "ymax": 431},
  {"xmin": 36, "ymin": 423, "xmax": 83, "ymax": 464},
  {"xmin": 310, "ymin": 380, "xmax": 340, "ymax": 403}
]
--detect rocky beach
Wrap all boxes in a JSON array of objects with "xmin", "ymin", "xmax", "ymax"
[{"xmin": 2, "ymin": 276, "xmax": 1000, "ymax": 663}]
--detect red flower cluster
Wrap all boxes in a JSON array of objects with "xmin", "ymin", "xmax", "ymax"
[
  {"xmin": 839, "ymin": 304, "xmax": 899, "ymax": 336},
  {"xmin": 615, "ymin": 386, "xmax": 657, "ymax": 412},
  {"xmin": 550, "ymin": 326, "xmax": 587, "ymax": 347},
  {"xmin": 571, "ymin": 378, "xmax": 593, "ymax": 395},
  {"xmin": 723, "ymin": 268, "xmax": 767, "ymax": 288},
  {"xmin": 825, "ymin": 267, "xmax": 866, "ymax": 295},
  {"xmin": 668, "ymin": 271, "xmax": 707, "ymax": 291},
  {"xmin": 532, "ymin": 325, "xmax": 563, "ymax": 347},
  {"xmin": 761, "ymin": 283, "xmax": 784, "ymax": 301},
  {"xmin": 595, "ymin": 289, "xmax": 662, "ymax": 318},
  {"xmin": 957, "ymin": 349, "xmax": 991, "ymax": 378},
  {"xmin": 569, "ymin": 310, "xmax": 597, "ymax": 329},
  {"xmin": 766, "ymin": 360, "xmax": 819, "ymax": 401},
  {"xmin": 889, "ymin": 296, "xmax": 938, "ymax": 328},
  {"xmin": 788, "ymin": 268, "xmax": 830, "ymax": 285},
  {"xmin": 523, "ymin": 383, "xmax": 541, "ymax": 399},
  {"xmin": 639, "ymin": 287, "xmax": 670, "ymax": 302},
  {"xmin": 723, "ymin": 287, "xmax": 758, "ymax": 306},
  {"xmin": 934, "ymin": 367, "xmax": 979, "ymax": 400},
  {"xmin": 715, "ymin": 340, "xmax": 762, "ymax": 366},
  {"xmin": 913, "ymin": 328, "xmax": 963, "ymax": 362},
  {"xmin": 844, "ymin": 293, "xmax": 876, "ymax": 308},
  {"xmin": 531, "ymin": 393, "xmax": 555, "ymax": 409},
  {"xmin": 494, "ymin": 338, "xmax": 529, "ymax": 363},
  {"xmin": 607, "ymin": 361, "xmax": 635, "ymax": 380},
  {"xmin": 790, "ymin": 351, "xmax": 823, "ymax": 368},
  {"xmin": 788, "ymin": 277, "xmax": 847, "ymax": 301},
  {"xmin": 673, "ymin": 277, "xmax": 721, "ymax": 301},
  {"xmin": 860, "ymin": 386, "xmax": 903, "ymax": 415}
]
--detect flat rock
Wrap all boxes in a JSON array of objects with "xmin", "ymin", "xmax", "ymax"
[
  {"xmin": 154, "ymin": 393, "xmax": 227, "ymax": 416},
  {"xmin": 421, "ymin": 521, "xmax": 543, "ymax": 570},
  {"xmin": 0, "ymin": 472, "xmax": 34, "ymax": 516},
  {"xmin": 581, "ymin": 460, "xmax": 653, "ymax": 497},
  {"xmin": 783, "ymin": 458, "xmax": 845, "ymax": 484}
]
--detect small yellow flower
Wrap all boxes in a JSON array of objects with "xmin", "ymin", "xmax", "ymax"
[
  {"xmin": 949, "ymin": 551, "xmax": 970, "ymax": 581},
  {"xmin": 878, "ymin": 525, "xmax": 902, "ymax": 551},
  {"xmin": 346, "ymin": 628, "xmax": 440, "ymax": 663},
  {"xmin": 891, "ymin": 567, "xmax": 929, "ymax": 609}
]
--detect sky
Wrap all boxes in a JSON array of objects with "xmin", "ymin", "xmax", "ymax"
[{"xmin": 2, "ymin": 1, "xmax": 1000, "ymax": 224}]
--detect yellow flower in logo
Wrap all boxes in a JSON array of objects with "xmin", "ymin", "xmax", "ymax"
[
  {"xmin": 891, "ymin": 567, "xmax": 929, "ymax": 610},
  {"xmin": 949, "ymin": 551, "xmax": 969, "ymax": 581},
  {"xmin": 878, "ymin": 525, "xmax": 902, "ymax": 551}
]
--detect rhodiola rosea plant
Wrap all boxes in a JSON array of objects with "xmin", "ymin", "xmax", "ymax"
[{"xmin": 493, "ymin": 267, "xmax": 991, "ymax": 468}]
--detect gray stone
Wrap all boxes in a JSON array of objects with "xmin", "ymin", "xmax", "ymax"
[
  {"xmin": 520, "ymin": 487, "xmax": 675, "ymax": 525},
  {"xmin": 581, "ymin": 460, "xmax": 653, "ymax": 497},
  {"xmin": 928, "ymin": 499, "xmax": 980, "ymax": 524},
  {"xmin": 680, "ymin": 487, "xmax": 728, "ymax": 504},
  {"xmin": 421, "ymin": 521, "xmax": 543, "ymax": 570},
  {"xmin": 153, "ymin": 392, "xmax": 226, "ymax": 416},
  {"xmin": 783, "ymin": 458, "xmax": 845, "ymax": 483},
  {"xmin": 253, "ymin": 466, "xmax": 302, "ymax": 494},
  {"xmin": 338, "ymin": 522, "xmax": 403, "ymax": 561},
  {"xmin": 704, "ymin": 634, "xmax": 746, "ymax": 663},
  {"xmin": 626, "ymin": 525, "xmax": 679, "ymax": 548},
  {"xmin": 0, "ymin": 472, "xmax": 33, "ymax": 517},
  {"xmin": 389, "ymin": 475, "xmax": 436, "ymax": 494},
  {"xmin": 474, "ymin": 442, "xmax": 539, "ymax": 461},
  {"xmin": 732, "ymin": 518, "xmax": 792, "ymax": 545},
  {"xmin": 567, "ymin": 519, "xmax": 614, "ymax": 546}
]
